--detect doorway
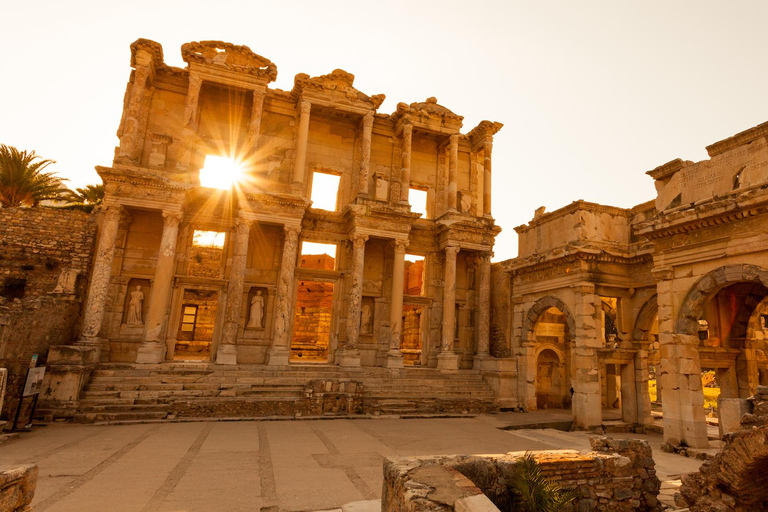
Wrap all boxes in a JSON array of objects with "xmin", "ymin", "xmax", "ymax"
[
  {"xmin": 173, "ymin": 288, "xmax": 219, "ymax": 361},
  {"xmin": 401, "ymin": 304, "xmax": 424, "ymax": 365},
  {"xmin": 291, "ymin": 279, "xmax": 334, "ymax": 362}
]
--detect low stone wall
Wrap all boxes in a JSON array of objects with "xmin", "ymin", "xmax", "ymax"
[
  {"xmin": 0, "ymin": 464, "xmax": 38, "ymax": 512},
  {"xmin": 383, "ymin": 437, "xmax": 661, "ymax": 511}
]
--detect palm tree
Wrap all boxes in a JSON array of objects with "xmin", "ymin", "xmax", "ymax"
[
  {"xmin": 509, "ymin": 453, "xmax": 577, "ymax": 512},
  {"xmin": 0, "ymin": 144, "xmax": 68, "ymax": 207},
  {"xmin": 65, "ymin": 184, "xmax": 104, "ymax": 205}
]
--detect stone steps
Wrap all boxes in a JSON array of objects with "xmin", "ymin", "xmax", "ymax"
[{"xmin": 74, "ymin": 363, "xmax": 497, "ymax": 422}]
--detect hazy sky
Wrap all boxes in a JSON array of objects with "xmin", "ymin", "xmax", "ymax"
[{"xmin": 2, "ymin": 1, "xmax": 767, "ymax": 261}]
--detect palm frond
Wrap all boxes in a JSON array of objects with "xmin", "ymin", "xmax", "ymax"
[{"xmin": 0, "ymin": 144, "xmax": 68, "ymax": 207}]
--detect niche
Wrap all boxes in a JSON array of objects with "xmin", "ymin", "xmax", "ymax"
[
  {"xmin": 120, "ymin": 278, "xmax": 152, "ymax": 335},
  {"xmin": 246, "ymin": 287, "xmax": 269, "ymax": 330},
  {"xmin": 360, "ymin": 296, "xmax": 375, "ymax": 336}
]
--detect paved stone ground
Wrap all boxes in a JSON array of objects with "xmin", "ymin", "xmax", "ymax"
[{"xmin": 0, "ymin": 412, "xmax": 703, "ymax": 511}]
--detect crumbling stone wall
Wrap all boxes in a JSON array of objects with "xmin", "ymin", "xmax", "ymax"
[
  {"xmin": 0, "ymin": 208, "xmax": 95, "ymax": 419},
  {"xmin": 382, "ymin": 437, "xmax": 661, "ymax": 511},
  {"xmin": 677, "ymin": 385, "xmax": 768, "ymax": 511}
]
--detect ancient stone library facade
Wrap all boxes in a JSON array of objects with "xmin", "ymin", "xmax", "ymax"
[{"xmin": 1, "ymin": 39, "xmax": 767, "ymax": 451}]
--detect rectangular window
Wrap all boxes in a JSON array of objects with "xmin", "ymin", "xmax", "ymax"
[
  {"xmin": 404, "ymin": 254, "xmax": 425, "ymax": 296},
  {"xmin": 300, "ymin": 242, "xmax": 337, "ymax": 270},
  {"xmin": 310, "ymin": 172, "xmax": 340, "ymax": 211},
  {"xmin": 409, "ymin": 188, "xmax": 428, "ymax": 218}
]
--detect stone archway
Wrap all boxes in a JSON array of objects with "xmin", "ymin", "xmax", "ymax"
[
  {"xmin": 522, "ymin": 295, "xmax": 575, "ymax": 343},
  {"xmin": 675, "ymin": 264, "xmax": 768, "ymax": 336},
  {"xmin": 633, "ymin": 294, "xmax": 658, "ymax": 342}
]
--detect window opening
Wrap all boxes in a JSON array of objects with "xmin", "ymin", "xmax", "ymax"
[
  {"xmin": 404, "ymin": 254, "xmax": 425, "ymax": 296},
  {"xmin": 310, "ymin": 172, "xmax": 340, "ymax": 211},
  {"xmin": 409, "ymin": 188, "xmax": 428, "ymax": 218}
]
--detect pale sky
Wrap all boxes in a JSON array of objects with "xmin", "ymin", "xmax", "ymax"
[{"xmin": 2, "ymin": 1, "xmax": 767, "ymax": 261}]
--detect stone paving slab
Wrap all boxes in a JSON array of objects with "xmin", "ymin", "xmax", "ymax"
[{"xmin": 0, "ymin": 412, "xmax": 704, "ymax": 511}]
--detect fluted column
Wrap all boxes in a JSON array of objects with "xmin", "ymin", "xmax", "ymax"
[
  {"xmin": 268, "ymin": 225, "xmax": 301, "ymax": 365},
  {"xmin": 118, "ymin": 52, "xmax": 152, "ymax": 162},
  {"xmin": 293, "ymin": 100, "xmax": 312, "ymax": 185},
  {"xmin": 438, "ymin": 245, "xmax": 460, "ymax": 371},
  {"xmin": 217, "ymin": 218, "xmax": 253, "ymax": 365},
  {"xmin": 447, "ymin": 134, "xmax": 459, "ymax": 211},
  {"xmin": 340, "ymin": 234, "xmax": 368, "ymax": 367},
  {"xmin": 474, "ymin": 251, "xmax": 492, "ymax": 369},
  {"xmin": 483, "ymin": 140, "xmax": 493, "ymax": 216},
  {"xmin": 245, "ymin": 89, "xmax": 266, "ymax": 158},
  {"xmin": 399, "ymin": 124, "xmax": 413, "ymax": 204},
  {"xmin": 78, "ymin": 205, "xmax": 124, "ymax": 349},
  {"xmin": 386, "ymin": 240, "xmax": 408, "ymax": 368},
  {"xmin": 358, "ymin": 112, "xmax": 374, "ymax": 196},
  {"xmin": 136, "ymin": 210, "xmax": 183, "ymax": 363}
]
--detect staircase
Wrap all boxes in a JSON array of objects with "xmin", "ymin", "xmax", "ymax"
[{"xmin": 73, "ymin": 363, "xmax": 497, "ymax": 423}]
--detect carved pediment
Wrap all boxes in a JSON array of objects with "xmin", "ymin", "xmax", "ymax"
[
  {"xmin": 292, "ymin": 69, "xmax": 385, "ymax": 109},
  {"xmin": 181, "ymin": 41, "xmax": 277, "ymax": 82},
  {"xmin": 393, "ymin": 97, "xmax": 464, "ymax": 132},
  {"xmin": 130, "ymin": 39, "xmax": 165, "ymax": 69}
]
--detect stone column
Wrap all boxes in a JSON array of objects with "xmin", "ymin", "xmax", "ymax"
[
  {"xmin": 216, "ymin": 218, "xmax": 253, "ymax": 365},
  {"xmin": 399, "ymin": 124, "xmax": 413, "ymax": 204},
  {"xmin": 245, "ymin": 89, "xmax": 266, "ymax": 157},
  {"xmin": 136, "ymin": 210, "xmax": 183, "ymax": 363},
  {"xmin": 620, "ymin": 360, "xmax": 638, "ymax": 424},
  {"xmin": 571, "ymin": 284, "xmax": 603, "ymax": 429},
  {"xmin": 175, "ymin": 75, "xmax": 202, "ymax": 170},
  {"xmin": 78, "ymin": 205, "xmax": 124, "ymax": 349},
  {"xmin": 483, "ymin": 140, "xmax": 492, "ymax": 216},
  {"xmin": 635, "ymin": 344, "xmax": 654, "ymax": 425},
  {"xmin": 118, "ymin": 53, "xmax": 152, "ymax": 162},
  {"xmin": 474, "ymin": 251, "xmax": 492, "ymax": 369},
  {"xmin": 447, "ymin": 134, "xmax": 459, "ymax": 211},
  {"xmin": 358, "ymin": 112, "xmax": 374, "ymax": 196},
  {"xmin": 268, "ymin": 225, "xmax": 301, "ymax": 365},
  {"xmin": 438, "ymin": 245, "xmax": 460, "ymax": 371},
  {"xmin": 339, "ymin": 234, "xmax": 368, "ymax": 367},
  {"xmin": 293, "ymin": 100, "xmax": 311, "ymax": 185},
  {"xmin": 386, "ymin": 240, "xmax": 408, "ymax": 368},
  {"xmin": 654, "ymin": 266, "xmax": 709, "ymax": 448}
]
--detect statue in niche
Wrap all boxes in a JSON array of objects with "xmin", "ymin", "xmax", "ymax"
[
  {"xmin": 127, "ymin": 285, "xmax": 144, "ymax": 325},
  {"xmin": 360, "ymin": 304, "xmax": 372, "ymax": 334},
  {"xmin": 248, "ymin": 290, "xmax": 265, "ymax": 329},
  {"xmin": 460, "ymin": 193, "xmax": 471, "ymax": 214}
]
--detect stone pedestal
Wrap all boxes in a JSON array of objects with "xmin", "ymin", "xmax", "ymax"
[
  {"xmin": 437, "ymin": 352, "xmax": 459, "ymax": 372},
  {"xmin": 135, "ymin": 342, "xmax": 166, "ymax": 364},
  {"xmin": 216, "ymin": 344, "xmax": 238, "ymax": 366},
  {"xmin": 40, "ymin": 345, "xmax": 100, "ymax": 417},
  {"xmin": 385, "ymin": 350, "xmax": 404, "ymax": 369},
  {"xmin": 338, "ymin": 349, "xmax": 362, "ymax": 368},
  {"xmin": 266, "ymin": 346, "xmax": 290, "ymax": 366}
]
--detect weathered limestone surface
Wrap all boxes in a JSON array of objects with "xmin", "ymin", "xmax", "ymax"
[
  {"xmin": 0, "ymin": 464, "xmax": 38, "ymax": 512},
  {"xmin": 382, "ymin": 437, "xmax": 660, "ymax": 511}
]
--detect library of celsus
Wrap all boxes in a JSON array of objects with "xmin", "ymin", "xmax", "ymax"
[{"xmin": 1, "ymin": 38, "xmax": 767, "ymax": 455}]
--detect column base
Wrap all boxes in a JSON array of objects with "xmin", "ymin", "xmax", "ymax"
[
  {"xmin": 338, "ymin": 349, "xmax": 361, "ymax": 367},
  {"xmin": 473, "ymin": 353, "xmax": 492, "ymax": 371},
  {"xmin": 135, "ymin": 341, "xmax": 166, "ymax": 364},
  {"xmin": 216, "ymin": 344, "xmax": 238, "ymax": 365},
  {"xmin": 385, "ymin": 349, "xmax": 404, "ymax": 369},
  {"xmin": 437, "ymin": 352, "xmax": 460, "ymax": 372},
  {"xmin": 267, "ymin": 346, "xmax": 290, "ymax": 366}
]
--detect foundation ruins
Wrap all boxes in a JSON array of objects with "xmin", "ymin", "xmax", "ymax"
[{"xmin": 0, "ymin": 39, "xmax": 765, "ymax": 458}]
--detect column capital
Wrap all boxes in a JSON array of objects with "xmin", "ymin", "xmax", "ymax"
[
  {"xmin": 402, "ymin": 123, "xmax": 413, "ymax": 137},
  {"xmin": 234, "ymin": 216, "xmax": 253, "ymax": 230},
  {"xmin": 652, "ymin": 266, "xmax": 675, "ymax": 282},
  {"xmin": 478, "ymin": 251, "xmax": 493, "ymax": 264},
  {"xmin": 283, "ymin": 224, "xmax": 301, "ymax": 240},
  {"xmin": 363, "ymin": 111, "xmax": 374, "ymax": 126},
  {"xmin": 162, "ymin": 209, "xmax": 184, "ymax": 226},
  {"xmin": 393, "ymin": 239, "xmax": 409, "ymax": 254},
  {"xmin": 349, "ymin": 233, "xmax": 369, "ymax": 246},
  {"xmin": 100, "ymin": 204, "xmax": 125, "ymax": 222},
  {"xmin": 445, "ymin": 245, "xmax": 460, "ymax": 258},
  {"xmin": 300, "ymin": 100, "xmax": 312, "ymax": 114},
  {"xmin": 483, "ymin": 139, "xmax": 493, "ymax": 154},
  {"xmin": 449, "ymin": 133, "xmax": 460, "ymax": 146},
  {"xmin": 252, "ymin": 88, "xmax": 266, "ymax": 101}
]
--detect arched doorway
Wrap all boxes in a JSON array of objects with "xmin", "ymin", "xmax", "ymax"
[{"xmin": 535, "ymin": 347, "xmax": 566, "ymax": 409}]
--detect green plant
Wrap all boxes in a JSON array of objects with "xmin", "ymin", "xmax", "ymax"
[
  {"xmin": 509, "ymin": 453, "xmax": 577, "ymax": 512},
  {"xmin": 0, "ymin": 144, "xmax": 68, "ymax": 207}
]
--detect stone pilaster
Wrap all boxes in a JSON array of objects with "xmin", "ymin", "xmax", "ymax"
[
  {"xmin": 136, "ymin": 210, "xmax": 183, "ymax": 363},
  {"xmin": 399, "ymin": 124, "xmax": 413, "ymax": 204},
  {"xmin": 340, "ymin": 233, "xmax": 368, "ymax": 367},
  {"xmin": 447, "ymin": 134, "xmax": 459, "ymax": 211},
  {"xmin": 78, "ymin": 205, "xmax": 124, "ymax": 352},
  {"xmin": 634, "ymin": 344, "xmax": 654, "ymax": 425},
  {"xmin": 571, "ymin": 283, "xmax": 603, "ymax": 429},
  {"xmin": 217, "ymin": 218, "xmax": 253, "ymax": 365},
  {"xmin": 654, "ymin": 266, "xmax": 709, "ymax": 448},
  {"xmin": 358, "ymin": 112, "xmax": 374, "ymax": 196},
  {"xmin": 175, "ymin": 75, "xmax": 202, "ymax": 170},
  {"xmin": 268, "ymin": 225, "xmax": 301, "ymax": 365},
  {"xmin": 245, "ymin": 89, "xmax": 266, "ymax": 157},
  {"xmin": 293, "ymin": 100, "xmax": 311, "ymax": 185},
  {"xmin": 438, "ymin": 245, "xmax": 460, "ymax": 371},
  {"xmin": 118, "ymin": 51, "xmax": 151, "ymax": 162},
  {"xmin": 386, "ymin": 240, "xmax": 408, "ymax": 368},
  {"xmin": 483, "ymin": 140, "xmax": 492, "ymax": 216},
  {"xmin": 474, "ymin": 251, "xmax": 492, "ymax": 369}
]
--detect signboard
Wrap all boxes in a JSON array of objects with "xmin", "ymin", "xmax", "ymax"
[
  {"xmin": 534, "ymin": 322, "xmax": 565, "ymax": 338},
  {"xmin": 22, "ymin": 367, "xmax": 46, "ymax": 397}
]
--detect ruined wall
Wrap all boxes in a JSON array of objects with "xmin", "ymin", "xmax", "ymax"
[{"xmin": 0, "ymin": 208, "xmax": 95, "ymax": 419}]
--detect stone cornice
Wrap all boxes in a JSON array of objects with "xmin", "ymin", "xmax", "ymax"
[
  {"xmin": 632, "ymin": 186, "xmax": 768, "ymax": 239},
  {"xmin": 646, "ymin": 158, "xmax": 693, "ymax": 181},
  {"xmin": 96, "ymin": 165, "xmax": 193, "ymax": 192},
  {"xmin": 706, "ymin": 120, "xmax": 768, "ymax": 158},
  {"xmin": 291, "ymin": 69, "xmax": 385, "ymax": 112},
  {"xmin": 181, "ymin": 41, "xmax": 277, "ymax": 83},
  {"xmin": 503, "ymin": 246, "xmax": 653, "ymax": 276},
  {"xmin": 515, "ymin": 200, "xmax": 631, "ymax": 233}
]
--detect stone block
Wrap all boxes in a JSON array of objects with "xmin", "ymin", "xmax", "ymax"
[
  {"xmin": 0, "ymin": 464, "xmax": 38, "ymax": 512},
  {"xmin": 717, "ymin": 398, "xmax": 750, "ymax": 437}
]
